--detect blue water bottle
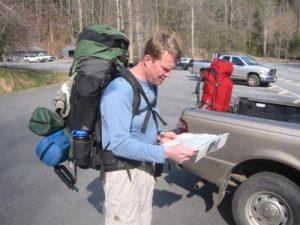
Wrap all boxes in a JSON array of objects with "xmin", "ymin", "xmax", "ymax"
[{"xmin": 71, "ymin": 130, "xmax": 91, "ymax": 169}]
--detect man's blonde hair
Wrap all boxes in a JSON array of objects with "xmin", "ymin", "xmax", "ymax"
[{"xmin": 143, "ymin": 33, "xmax": 181, "ymax": 61}]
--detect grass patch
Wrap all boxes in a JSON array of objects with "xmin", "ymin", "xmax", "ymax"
[{"xmin": 0, "ymin": 67, "xmax": 68, "ymax": 95}]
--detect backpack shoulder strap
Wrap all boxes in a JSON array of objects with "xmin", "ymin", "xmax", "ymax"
[
  {"xmin": 119, "ymin": 69, "xmax": 167, "ymax": 133},
  {"xmin": 118, "ymin": 69, "xmax": 142, "ymax": 115},
  {"xmin": 207, "ymin": 67, "xmax": 218, "ymax": 80}
]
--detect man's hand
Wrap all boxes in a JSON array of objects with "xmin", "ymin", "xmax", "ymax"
[
  {"xmin": 157, "ymin": 131, "xmax": 177, "ymax": 144},
  {"xmin": 164, "ymin": 144, "xmax": 195, "ymax": 164}
]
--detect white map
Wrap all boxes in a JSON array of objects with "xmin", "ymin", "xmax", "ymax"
[{"xmin": 163, "ymin": 133, "xmax": 229, "ymax": 162}]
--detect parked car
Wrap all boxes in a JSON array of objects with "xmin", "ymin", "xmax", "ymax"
[
  {"xmin": 23, "ymin": 54, "xmax": 43, "ymax": 63},
  {"xmin": 191, "ymin": 54, "xmax": 277, "ymax": 87},
  {"xmin": 38, "ymin": 53, "xmax": 55, "ymax": 62},
  {"xmin": 175, "ymin": 57, "xmax": 193, "ymax": 70}
]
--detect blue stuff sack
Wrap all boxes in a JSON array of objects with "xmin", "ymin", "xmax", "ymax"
[{"xmin": 35, "ymin": 129, "xmax": 70, "ymax": 166}]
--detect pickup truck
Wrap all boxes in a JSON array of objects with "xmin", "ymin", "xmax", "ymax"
[
  {"xmin": 176, "ymin": 97, "xmax": 300, "ymax": 225},
  {"xmin": 191, "ymin": 54, "xmax": 277, "ymax": 87},
  {"xmin": 37, "ymin": 53, "xmax": 55, "ymax": 62},
  {"xmin": 190, "ymin": 59, "xmax": 211, "ymax": 74}
]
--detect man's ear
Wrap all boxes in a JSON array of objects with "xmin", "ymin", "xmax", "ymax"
[{"xmin": 144, "ymin": 55, "xmax": 152, "ymax": 67}]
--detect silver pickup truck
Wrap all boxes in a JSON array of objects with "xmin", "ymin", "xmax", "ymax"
[
  {"xmin": 191, "ymin": 54, "xmax": 277, "ymax": 87},
  {"xmin": 176, "ymin": 98, "xmax": 300, "ymax": 225}
]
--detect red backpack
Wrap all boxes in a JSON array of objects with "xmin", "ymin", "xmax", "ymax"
[{"xmin": 198, "ymin": 59, "xmax": 233, "ymax": 112}]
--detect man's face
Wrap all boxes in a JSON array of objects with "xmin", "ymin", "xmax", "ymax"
[{"xmin": 145, "ymin": 51, "xmax": 176, "ymax": 86}]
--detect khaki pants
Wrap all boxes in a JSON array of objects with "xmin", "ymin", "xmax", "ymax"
[{"xmin": 103, "ymin": 164, "xmax": 155, "ymax": 225}]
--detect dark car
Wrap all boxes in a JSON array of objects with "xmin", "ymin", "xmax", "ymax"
[{"xmin": 175, "ymin": 57, "xmax": 193, "ymax": 70}]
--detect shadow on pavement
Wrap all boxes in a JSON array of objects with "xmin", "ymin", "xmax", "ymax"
[
  {"xmin": 86, "ymin": 178, "xmax": 104, "ymax": 214},
  {"xmin": 162, "ymin": 163, "xmax": 235, "ymax": 225},
  {"xmin": 162, "ymin": 164, "xmax": 217, "ymax": 211},
  {"xmin": 217, "ymin": 186, "xmax": 236, "ymax": 225},
  {"xmin": 153, "ymin": 189, "xmax": 183, "ymax": 208}
]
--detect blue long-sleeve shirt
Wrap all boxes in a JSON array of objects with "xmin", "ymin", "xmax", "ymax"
[{"xmin": 100, "ymin": 76, "xmax": 165, "ymax": 163}]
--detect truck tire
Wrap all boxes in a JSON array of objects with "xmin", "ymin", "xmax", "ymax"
[
  {"xmin": 247, "ymin": 74, "xmax": 260, "ymax": 87},
  {"xmin": 232, "ymin": 172, "xmax": 300, "ymax": 225}
]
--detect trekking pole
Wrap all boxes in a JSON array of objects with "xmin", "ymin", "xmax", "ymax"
[
  {"xmin": 195, "ymin": 71, "xmax": 204, "ymax": 108},
  {"xmin": 54, "ymin": 165, "xmax": 78, "ymax": 192}
]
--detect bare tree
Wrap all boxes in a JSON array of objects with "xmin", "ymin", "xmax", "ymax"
[
  {"xmin": 228, "ymin": 0, "xmax": 242, "ymax": 49},
  {"xmin": 116, "ymin": 0, "xmax": 121, "ymax": 30},
  {"xmin": 135, "ymin": 0, "xmax": 143, "ymax": 61},
  {"xmin": 0, "ymin": 0, "xmax": 29, "ymax": 60},
  {"xmin": 274, "ymin": 11, "xmax": 296, "ymax": 58},
  {"xmin": 120, "ymin": 1, "xmax": 124, "ymax": 31},
  {"xmin": 291, "ymin": 0, "xmax": 300, "ymax": 36},
  {"xmin": 222, "ymin": 0, "xmax": 229, "ymax": 49},
  {"xmin": 77, "ymin": 0, "xmax": 83, "ymax": 32},
  {"xmin": 256, "ymin": 0, "xmax": 276, "ymax": 56},
  {"xmin": 127, "ymin": 0, "xmax": 134, "ymax": 64},
  {"xmin": 155, "ymin": 0, "xmax": 160, "ymax": 30},
  {"xmin": 66, "ymin": 0, "xmax": 75, "ymax": 43},
  {"xmin": 239, "ymin": 1, "xmax": 256, "ymax": 53},
  {"xmin": 34, "ymin": 0, "xmax": 41, "ymax": 43},
  {"xmin": 189, "ymin": 0, "xmax": 196, "ymax": 57}
]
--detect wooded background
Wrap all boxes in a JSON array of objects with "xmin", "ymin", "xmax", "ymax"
[{"xmin": 1, "ymin": 0, "xmax": 300, "ymax": 62}]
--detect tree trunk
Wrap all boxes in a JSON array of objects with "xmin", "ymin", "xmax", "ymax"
[
  {"xmin": 116, "ymin": 0, "xmax": 120, "ymax": 30},
  {"xmin": 191, "ymin": 1, "xmax": 194, "ymax": 57},
  {"xmin": 35, "ymin": 0, "xmax": 41, "ymax": 43},
  {"xmin": 259, "ymin": 0, "xmax": 275, "ymax": 57},
  {"xmin": 155, "ymin": 0, "xmax": 160, "ymax": 30},
  {"xmin": 67, "ymin": 0, "xmax": 75, "ymax": 43},
  {"xmin": 284, "ymin": 41, "xmax": 288, "ymax": 59},
  {"xmin": 223, "ymin": 0, "xmax": 228, "ymax": 49},
  {"xmin": 263, "ymin": 26, "xmax": 268, "ymax": 56},
  {"xmin": 135, "ymin": 0, "xmax": 143, "ymax": 61},
  {"xmin": 49, "ymin": 20, "xmax": 54, "ymax": 52},
  {"xmin": 127, "ymin": 0, "xmax": 133, "ymax": 64},
  {"xmin": 278, "ymin": 30, "xmax": 282, "ymax": 58},
  {"xmin": 77, "ymin": 0, "xmax": 83, "ymax": 32},
  {"xmin": 121, "ymin": 2, "xmax": 124, "ymax": 31}
]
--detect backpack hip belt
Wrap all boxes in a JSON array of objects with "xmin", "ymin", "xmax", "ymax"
[
  {"xmin": 101, "ymin": 150, "xmax": 155, "ymax": 182},
  {"xmin": 102, "ymin": 150, "xmax": 142, "ymax": 172}
]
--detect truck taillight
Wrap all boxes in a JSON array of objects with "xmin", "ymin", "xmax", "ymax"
[{"xmin": 177, "ymin": 119, "xmax": 188, "ymax": 133}]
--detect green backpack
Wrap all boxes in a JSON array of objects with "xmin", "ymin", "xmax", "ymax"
[{"xmin": 54, "ymin": 24, "xmax": 129, "ymax": 120}]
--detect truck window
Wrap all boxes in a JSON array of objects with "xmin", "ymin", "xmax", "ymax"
[
  {"xmin": 222, "ymin": 56, "xmax": 230, "ymax": 61},
  {"xmin": 240, "ymin": 56, "xmax": 258, "ymax": 65},
  {"xmin": 232, "ymin": 57, "xmax": 244, "ymax": 66}
]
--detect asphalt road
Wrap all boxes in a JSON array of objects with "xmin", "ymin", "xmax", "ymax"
[
  {"xmin": 1, "ymin": 59, "xmax": 73, "ymax": 72},
  {"xmin": 1, "ymin": 61, "xmax": 300, "ymax": 225}
]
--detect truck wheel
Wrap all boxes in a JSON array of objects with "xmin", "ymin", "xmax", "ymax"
[
  {"xmin": 232, "ymin": 172, "xmax": 300, "ymax": 225},
  {"xmin": 247, "ymin": 75, "xmax": 260, "ymax": 87}
]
